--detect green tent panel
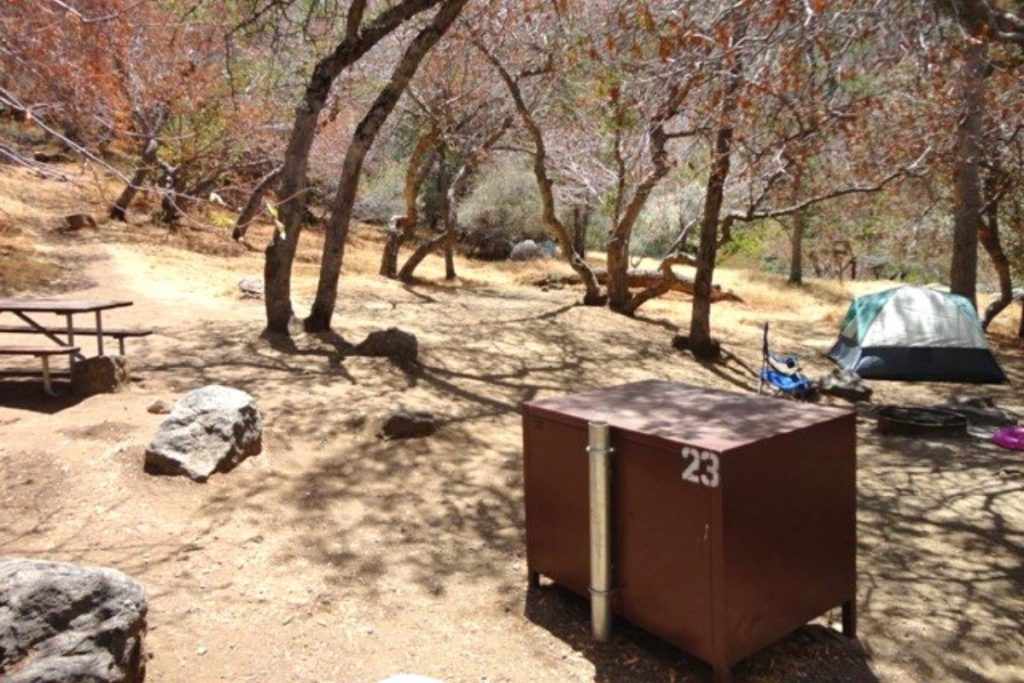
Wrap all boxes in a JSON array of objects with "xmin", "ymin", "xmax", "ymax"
[{"xmin": 829, "ymin": 285, "xmax": 1007, "ymax": 383}]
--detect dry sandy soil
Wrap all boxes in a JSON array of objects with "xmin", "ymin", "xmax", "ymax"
[{"xmin": 1, "ymin": 164, "xmax": 1022, "ymax": 683}]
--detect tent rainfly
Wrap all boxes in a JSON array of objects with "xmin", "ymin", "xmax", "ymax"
[{"xmin": 828, "ymin": 285, "xmax": 1007, "ymax": 383}]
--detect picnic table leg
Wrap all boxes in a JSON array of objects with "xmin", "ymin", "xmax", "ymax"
[
  {"xmin": 65, "ymin": 314, "xmax": 76, "ymax": 363},
  {"xmin": 118, "ymin": 337, "xmax": 125, "ymax": 355},
  {"xmin": 95, "ymin": 311, "xmax": 104, "ymax": 356},
  {"xmin": 39, "ymin": 355, "xmax": 57, "ymax": 397}
]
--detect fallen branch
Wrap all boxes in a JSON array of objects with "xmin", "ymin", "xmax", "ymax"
[{"xmin": 535, "ymin": 269, "xmax": 742, "ymax": 304}]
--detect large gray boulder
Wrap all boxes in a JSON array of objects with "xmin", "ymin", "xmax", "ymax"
[
  {"xmin": 509, "ymin": 239, "xmax": 542, "ymax": 261},
  {"xmin": 145, "ymin": 384, "xmax": 262, "ymax": 482},
  {"xmin": 0, "ymin": 558, "xmax": 148, "ymax": 683}
]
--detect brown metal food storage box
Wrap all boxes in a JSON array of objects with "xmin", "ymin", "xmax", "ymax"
[{"xmin": 521, "ymin": 380, "xmax": 856, "ymax": 683}]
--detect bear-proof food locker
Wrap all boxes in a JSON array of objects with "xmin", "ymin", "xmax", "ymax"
[{"xmin": 521, "ymin": 380, "xmax": 856, "ymax": 683}]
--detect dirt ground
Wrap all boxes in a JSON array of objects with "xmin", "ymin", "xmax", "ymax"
[{"xmin": 1, "ymin": 165, "xmax": 1022, "ymax": 683}]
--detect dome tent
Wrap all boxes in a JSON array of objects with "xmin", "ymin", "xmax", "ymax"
[{"xmin": 828, "ymin": 285, "xmax": 1006, "ymax": 383}]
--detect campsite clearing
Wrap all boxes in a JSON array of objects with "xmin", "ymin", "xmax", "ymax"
[{"xmin": 1, "ymin": 166, "xmax": 1023, "ymax": 682}]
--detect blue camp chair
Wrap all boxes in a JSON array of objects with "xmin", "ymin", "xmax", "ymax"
[{"xmin": 758, "ymin": 323, "xmax": 816, "ymax": 400}]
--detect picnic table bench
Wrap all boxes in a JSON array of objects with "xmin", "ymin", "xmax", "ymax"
[
  {"xmin": 0, "ymin": 344, "xmax": 81, "ymax": 395},
  {"xmin": 0, "ymin": 324, "xmax": 152, "ymax": 355},
  {"xmin": 0, "ymin": 298, "xmax": 151, "ymax": 395}
]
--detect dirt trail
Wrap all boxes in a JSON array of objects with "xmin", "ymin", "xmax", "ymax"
[{"xmin": 1, "ymin": 168, "xmax": 1023, "ymax": 683}]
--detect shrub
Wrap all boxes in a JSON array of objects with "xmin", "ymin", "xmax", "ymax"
[{"xmin": 459, "ymin": 158, "xmax": 543, "ymax": 254}]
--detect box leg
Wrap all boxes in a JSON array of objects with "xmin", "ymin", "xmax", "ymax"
[
  {"xmin": 527, "ymin": 569, "xmax": 540, "ymax": 588},
  {"xmin": 842, "ymin": 599, "xmax": 857, "ymax": 638}
]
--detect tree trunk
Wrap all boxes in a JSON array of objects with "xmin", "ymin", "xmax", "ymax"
[
  {"xmin": 572, "ymin": 204, "xmax": 590, "ymax": 260},
  {"xmin": 979, "ymin": 172, "xmax": 1013, "ymax": 329},
  {"xmin": 788, "ymin": 211, "xmax": 806, "ymax": 284},
  {"xmin": 379, "ymin": 128, "xmax": 438, "ymax": 277},
  {"xmin": 689, "ymin": 127, "xmax": 734, "ymax": 359},
  {"xmin": 263, "ymin": 0, "xmax": 447, "ymax": 333},
  {"xmin": 606, "ymin": 235, "xmax": 631, "ymax": 311},
  {"xmin": 480, "ymin": 47, "xmax": 604, "ymax": 305},
  {"xmin": 607, "ymin": 121, "xmax": 672, "ymax": 313},
  {"xmin": 305, "ymin": 0, "xmax": 468, "ymax": 332},
  {"xmin": 687, "ymin": 24, "xmax": 744, "ymax": 359},
  {"xmin": 787, "ymin": 165, "xmax": 806, "ymax": 285},
  {"xmin": 265, "ymin": 73, "xmax": 345, "ymax": 332},
  {"xmin": 109, "ymin": 137, "xmax": 159, "ymax": 221},
  {"xmin": 444, "ymin": 236, "xmax": 456, "ymax": 279},
  {"xmin": 950, "ymin": 40, "xmax": 987, "ymax": 309},
  {"xmin": 233, "ymin": 165, "xmax": 282, "ymax": 241}
]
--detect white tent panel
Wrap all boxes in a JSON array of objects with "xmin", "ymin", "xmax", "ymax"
[{"xmin": 861, "ymin": 287, "xmax": 987, "ymax": 349}]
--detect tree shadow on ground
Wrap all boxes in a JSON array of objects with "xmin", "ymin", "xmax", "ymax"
[
  {"xmin": 0, "ymin": 377, "xmax": 86, "ymax": 413},
  {"xmin": 83, "ymin": 283, "xmax": 1023, "ymax": 682},
  {"xmin": 524, "ymin": 583, "xmax": 878, "ymax": 683},
  {"xmin": 855, "ymin": 428, "xmax": 1024, "ymax": 682}
]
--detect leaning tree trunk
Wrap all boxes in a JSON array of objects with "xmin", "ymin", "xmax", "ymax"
[
  {"xmin": 979, "ymin": 172, "xmax": 1013, "ymax": 329},
  {"xmin": 607, "ymin": 122, "xmax": 672, "ymax": 314},
  {"xmin": 950, "ymin": 40, "xmax": 987, "ymax": 310},
  {"xmin": 481, "ymin": 47, "xmax": 604, "ymax": 305},
  {"xmin": 306, "ymin": 0, "xmax": 468, "ymax": 332},
  {"xmin": 380, "ymin": 128, "xmax": 438, "ymax": 277},
  {"xmin": 687, "ymin": 25, "xmax": 743, "ymax": 359},
  {"xmin": 264, "ymin": 0, "xmax": 448, "ymax": 334},
  {"xmin": 689, "ymin": 126, "xmax": 734, "ymax": 359},
  {"xmin": 233, "ymin": 165, "xmax": 282, "ymax": 241},
  {"xmin": 109, "ymin": 137, "xmax": 160, "ymax": 221}
]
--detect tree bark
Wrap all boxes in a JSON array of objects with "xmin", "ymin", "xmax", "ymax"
[
  {"xmin": 687, "ymin": 24, "xmax": 744, "ymax": 359},
  {"xmin": 305, "ymin": 0, "xmax": 468, "ymax": 332},
  {"xmin": 572, "ymin": 204, "xmax": 591, "ymax": 260},
  {"xmin": 607, "ymin": 123, "xmax": 672, "ymax": 313},
  {"xmin": 788, "ymin": 165, "xmax": 807, "ymax": 285},
  {"xmin": 950, "ymin": 39, "xmax": 987, "ymax": 309},
  {"xmin": 109, "ymin": 136, "xmax": 160, "ymax": 221},
  {"xmin": 788, "ymin": 211, "xmax": 806, "ymax": 285},
  {"xmin": 233, "ymin": 165, "xmax": 282, "ymax": 241},
  {"xmin": 979, "ymin": 171, "xmax": 1013, "ymax": 329},
  {"xmin": 689, "ymin": 127, "xmax": 734, "ymax": 358},
  {"xmin": 444, "ymin": 233, "xmax": 456, "ymax": 279},
  {"xmin": 263, "ymin": 0, "xmax": 447, "ymax": 334},
  {"xmin": 379, "ymin": 128, "xmax": 438, "ymax": 277}
]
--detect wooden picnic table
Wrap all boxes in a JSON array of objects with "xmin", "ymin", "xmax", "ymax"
[
  {"xmin": 0, "ymin": 298, "xmax": 142, "ymax": 395},
  {"xmin": 0, "ymin": 298, "xmax": 133, "ymax": 359}
]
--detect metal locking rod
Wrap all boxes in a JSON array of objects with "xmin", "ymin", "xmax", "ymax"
[{"xmin": 588, "ymin": 420, "xmax": 613, "ymax": 642}]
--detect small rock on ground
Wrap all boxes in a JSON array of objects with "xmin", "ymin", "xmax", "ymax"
[
  {"xmin": 354, "ymin": 328, "xmax": 418, "ymax": 363},
  {"xmin": 64, "ymin": 213, "xmax": 97, "ymax": 231},
  {"xmin": 378, "ymin": 411, "xmax": 437, "ymax": 440},
  {"xmin": 147, "ymin": 398, "xmax": 171, "ymax": 414},
  {"xmin": 238, "ymin": 276, "xmax": 264, "ymax": 299}
]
